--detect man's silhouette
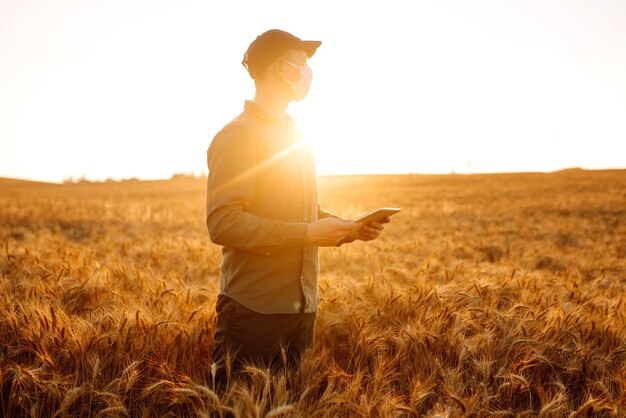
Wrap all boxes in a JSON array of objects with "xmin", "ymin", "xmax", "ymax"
[{"xmin": 205, "ymin": 29, "xmax": 389, "ymax": 386}]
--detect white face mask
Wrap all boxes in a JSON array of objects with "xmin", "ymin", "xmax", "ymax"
[{"xmin": 281, "ymin": 60, "xmax": 313, "ymax": 101}]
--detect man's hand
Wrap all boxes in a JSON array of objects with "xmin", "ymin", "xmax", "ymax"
[
  {"xmin": 306, "ymin": 218, "xmax": 362, "ymax": 247},
  {"xmin": 354, "ymin": 216, "xmax": 391, "ymax": 241},
  {"xmin": 337, "ymin": 215, "xmax": 392, "ymax": 245}
]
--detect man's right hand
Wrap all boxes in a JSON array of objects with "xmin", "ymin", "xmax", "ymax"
[{"xmin": 305, "ymin": 218, "xmax": 362, "ymax": 247}]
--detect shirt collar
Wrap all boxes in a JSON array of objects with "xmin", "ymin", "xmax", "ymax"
[{"xmin": 244, "ymin": 100, "xmax": 295, "ymax": 128}]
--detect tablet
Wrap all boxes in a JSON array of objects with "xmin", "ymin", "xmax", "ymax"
[{"xmin": 353, "ymin": 207, "xmax": 402, "ymax": 224}]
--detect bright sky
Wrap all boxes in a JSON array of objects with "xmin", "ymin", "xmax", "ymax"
[{"xmin": 1, "ymin": 0, "xmax": 625, "ymax": 182}]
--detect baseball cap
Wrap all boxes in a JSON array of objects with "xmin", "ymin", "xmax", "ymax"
[{"xmin": 242, "ymin": 29, "xmax": 321, "ymax": 79}]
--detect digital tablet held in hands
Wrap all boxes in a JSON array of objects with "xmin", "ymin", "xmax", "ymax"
[{"xmin": 353, "ymin": 207, "xmax": 402, "ymax": 224}]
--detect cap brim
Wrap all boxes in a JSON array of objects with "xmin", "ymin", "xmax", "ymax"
[{"xmin": 301, "ymin": 40, "xmax": 322, "ymax": 58}]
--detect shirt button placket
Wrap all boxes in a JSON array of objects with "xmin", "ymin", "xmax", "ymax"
[
  {"xmin": 303, "ymin": 184, "xmax": 308, "ymax": 221},
  {"xmin": 299, "ymin": 272, "xmax": 306, "ymax": 313}
]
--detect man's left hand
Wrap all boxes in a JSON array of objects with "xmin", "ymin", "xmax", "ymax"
[{"xmin": 355, "ymin": 216, "xmax": 391, "ymax": 241}]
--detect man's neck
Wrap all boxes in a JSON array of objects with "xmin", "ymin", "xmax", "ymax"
[{"xmin": 253, "ymin": 88, "xmax": 290, "ymax": 122}]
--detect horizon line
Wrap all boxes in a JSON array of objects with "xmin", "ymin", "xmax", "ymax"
[{"xmin": 2, "ymin": 166, "xmax": 625, "ymax": 186}]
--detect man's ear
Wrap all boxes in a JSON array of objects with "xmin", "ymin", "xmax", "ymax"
[
  {"xmin": 265, "ymin": 59, "xmax": 284, "ymax": 79},
  {"xmin": 275, "ymin": 60, "xmax": 292, "ymax": 80}
]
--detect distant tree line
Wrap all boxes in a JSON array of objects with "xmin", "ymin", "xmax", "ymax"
[{"xmin": 62, "ymin": 171, "xmax": 207, "ymax": 184}]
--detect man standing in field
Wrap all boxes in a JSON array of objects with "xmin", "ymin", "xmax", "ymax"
[{"xmin": 205, "ymin": 29, "xmax": 390, "ymax": 383}]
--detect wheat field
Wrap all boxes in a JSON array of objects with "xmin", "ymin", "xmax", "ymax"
[{"xmin": 1, "ymin": 169, "xmax": 624, "ymax": 417}]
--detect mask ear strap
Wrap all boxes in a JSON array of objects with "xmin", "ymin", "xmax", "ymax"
[{"xmin": 280, "ymin": 60, "xmax": 299, "ymax": 70}]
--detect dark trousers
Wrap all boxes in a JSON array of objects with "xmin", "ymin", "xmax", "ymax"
[{"xmin": 210, "ymin": 294, "xmax": 316, "ymax": 388}]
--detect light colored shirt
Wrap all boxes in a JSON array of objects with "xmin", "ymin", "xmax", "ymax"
[{"xmin": 206, "ymin": 100, "xmax": 339, "ymax": 314}]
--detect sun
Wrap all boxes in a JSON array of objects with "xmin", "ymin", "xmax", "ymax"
[{"xmin": 291, "ymin": 102, "xmax": 371, "ymax": 176}]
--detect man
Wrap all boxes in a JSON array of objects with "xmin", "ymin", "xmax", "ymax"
[{"xmin": 205, "ymin": 29, "xmax": 390, "ymax": 383}]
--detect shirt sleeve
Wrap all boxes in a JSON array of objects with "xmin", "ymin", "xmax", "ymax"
[
  {"xmin": 316, "ymin": 203, "xmax": 356, "ymax": 246},
  {"xmin": 206, "ymin": 124, "xmax": 308, "ymax": 254}
]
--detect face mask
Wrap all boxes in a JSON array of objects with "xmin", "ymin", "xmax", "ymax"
[{"xmin": 281, "ymin": 60, "xmax": 313, "ymax": 101}]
